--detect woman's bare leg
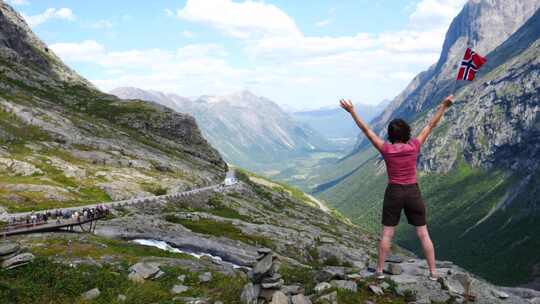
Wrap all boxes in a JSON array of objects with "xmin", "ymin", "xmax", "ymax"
[
  {"xmin": 376, "ymin": 225, "xmax": 395, "ymax": 273},
  {"xmin": 416, "ymin": 225, "xmax": 436, "ymax": 275}
]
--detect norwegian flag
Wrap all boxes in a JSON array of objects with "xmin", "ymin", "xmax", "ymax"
[{"xmin": 456, "ymin": 48, "xmax": 487, "ymax": 81}]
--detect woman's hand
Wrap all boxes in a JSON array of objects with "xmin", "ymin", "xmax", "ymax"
[
  {"xmin": 340, "ymin": 99, "xmax": 354, "ymax": 114},
  {"xmin": 442, "ymin": 95, "xmax": 454, "ymax": 108}
]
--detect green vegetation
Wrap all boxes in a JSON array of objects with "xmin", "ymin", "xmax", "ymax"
[
  {"xmin": 280, "ymin": 264, "xmax": 317, "ymax": 294},
  {"xmin": 0, "ymin": 235, "xmax": 247, "ymax": 304},
  {"xmin": 142, "ymin": 183, "xmax": 168, "ymax": 196},
  {"xmin": 30, "ymin": 235, "xmax": 194, "ymax": 263},
  {"xmin": 165, "ymin": 215, "xmax": 274, "ymax": 249}
]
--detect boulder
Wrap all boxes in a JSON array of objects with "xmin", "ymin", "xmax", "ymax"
[
  {"xmin": 240, "ymin": 283, "xmax": 260, "ymax": 304},
  {"xmin": 178, "ymin": 274, "xmax": 186, "ymax": 282},
  {"xmin": 316, "ymin": 291, "xmax": 337, "ymax": 304},
  {"xmin": 491, "ymin": 289, "xmax": 509, "ymax": 299},
  {"xmin": 368, "ymin": 285, "xmax": 384, "ymax": 296},
  {"xmin": 315, "ymin": 266, "xmax": 346, "ymax": 282},
  {"xmin": 314, "ymin": 282, "xmax": 332, "ymax": 294},
  {"xmin": 1, "ymin": 253, "xmax": 34, "ymax": 269},
  {"xmin": 291, "ymin": 294, "xmax": 312, "ymax": 304},
  {"xmin": 199, "ymin": 272, "xmax": 212, "ymax": 283},
  {"xmin": 171, "ymin": 284, "xmax": 189, "ymax": 294},
  {"xmin": 0, "ymin": 243, "xmax": 20, "ymax": 257},
  {"xmin": 385, "ymin": 255, "xmax": 404, "ymax": 263},
  {"xmin": 128, "ymin": 262, "xmax": 161, "ymax": 282},
  {"xmin": 262, "ymin": 279, "xmax": 284, "ymax": 289},
  {"xmin": 330, "ymin": 280, "xmax": 357, "ymax": 292},
  {"xmin": 262, "ymin": 273, "xmax": 282, "ymax": 283},
  {"xmin": 281, "ymin": 284, "xmax": 303, "ymax": 295},
  {"xmin": 252, "ymin": 253, "xmax": 273, "ymax": 281},
  {"xmin": 386, "ymin": 263, "xmax": 403, "ymax": 275},
  {"xmin": 81, "ymin": 288, "xmax": 101, "ymax": 301},
  {"xmin": 117, "ymin": 294, "xmax": 127, "ymax": 302},
  {"xmin": 257, "ymin": 248, "xmax": 272, "ymax": 254},
  {"xmin": 270, "ymin": 291, "xmax": 288, "ymax": 304}
]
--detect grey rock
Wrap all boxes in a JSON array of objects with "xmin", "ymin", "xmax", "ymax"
[
  {"xmin": 390, "ymin": 274, "xmax": 418, "ymax": 285},
  {"xmin": 199, "ymin": 271, "xmax": 212, "ymax": 283},
  {"xmin": 330, "ymin": 280, "xmax": 357, "ymax": 292},
  {"xmin": 281, "ymin": 284, "xmax": 303, "ymax": 295},
  {"xmin": 128, "ymin": 262, "xmax": 161, "ymax": 282},
  {"xmin": 380, "ymin": 282, "xmax": 391, "ymax": 290},
  {"xmin": 262, "ymin": 279, "xmax": 284, "ymax": 289},
  {"xmin": 385, "ymin": 255, "xmax": 404, "ymax": 263},
  {"xmin": 316, "ymin": 291, "xmax": 337, "ymax": 304},
  {"xmin": 81, "ymin": 288, "xmax": 100, "ymax": 301},
  {"xmin": 491, "ymin": 289, "xmax": 509, "ymax": 299},
  {"xmin": 262, "ymin": 273, "xmax": 282, "ymax": 284},
  {"xmin": 314, "ymin": 282, "xmax": 332, "ymax": 294},
  {"xmin": 1, "ymin": 253, "xmax": 34, "ymax": 269},
  {"xmin": 291, "ymin": 294, "xmax": 312, "ymax": 304},
  {"xmin": 386, "ymin": 263, "xmax": 403, "ymax": 275},
  {"xmin": 0, "ymin": 243, "xmax": 20, "ymax": 257},
  {"xmin": 240, "ymin": 283, "xmax": 260, "ymax": 304},
  {"xmin": 178, "ymin": 274, "xmax": 186, "ymax": 282},
  {"xmin": 257, "ymin": 248, "xmax": 272, "ymax": 254},
  {"xmin": 270, "ymin": 291, "xmax": 288, "ymax": 304},
  {"xmin": 315, "ymin": 266, "xmax": 346, "ymax": 282},
  {"xmin": 117, "ymin": 294, "xmax": 127, "ymax": 302},
  {"xmin": 368, "ymin": 285, "xmax": 384, "ymax": 296},
  {"xmin": 253, "ymin": 253, "xmax": 274, "ymax": 280},
  {"xmin": 171, "ymin": 284, "xmax": 189, "ymax": 294}
]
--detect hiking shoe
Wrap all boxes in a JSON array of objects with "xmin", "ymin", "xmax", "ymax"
[{"xmin": 374, "ymin": 272, "xmax": 386, "ymax": 280}]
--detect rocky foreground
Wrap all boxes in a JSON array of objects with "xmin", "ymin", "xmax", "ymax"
[{"xmin": 2, "ymin": 175, "xmax": 540, "ymax": 303}]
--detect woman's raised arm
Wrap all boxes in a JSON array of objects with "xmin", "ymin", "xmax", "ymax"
[
  {"xmin": 340, "ymin": 99, "xmax": 384, "ymax": 152},
  {"xmin": 417, "ymin": 95, "xmax": 454, "ymax": 145}
]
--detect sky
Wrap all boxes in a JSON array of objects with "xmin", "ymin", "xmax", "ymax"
[{"xmin": 7, "ymin": 0, "xmax": 467, "ymax": 109}]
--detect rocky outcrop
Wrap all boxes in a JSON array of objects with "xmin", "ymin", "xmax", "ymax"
[
  {"xmin": 0, "ymin": 241, "xmax": 34, "ymax": 269},
  {"xmin": 365, "ymin": 0, "xmax": 540, "ymax": 145},
  {"xmin": 0, "ymin": 2, "xmax": 91, "ymax": 85}
]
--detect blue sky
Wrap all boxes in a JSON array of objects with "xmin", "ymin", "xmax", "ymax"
[{"xmin": 8, "ymin": 0, "xmax": 467, "ymax": 109}]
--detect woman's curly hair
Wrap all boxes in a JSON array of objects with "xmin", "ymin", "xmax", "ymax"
[{"xmin": 387, "ymin": 118, "xmax": 411, "ymax": 144}]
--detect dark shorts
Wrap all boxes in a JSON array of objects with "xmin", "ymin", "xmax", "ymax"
[{"xmin": 382, "ymin": 183, "xmax": 426, "ymax": 227}]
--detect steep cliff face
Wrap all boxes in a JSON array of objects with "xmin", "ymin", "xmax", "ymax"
[
  {"xmin": 313, "ymin": 1, "xmax": 540, "ymax": 287},
  {"xmin": 0, "ymin": 2, "xmax": 226, "ymax": 212},
  {"xmin": 363, "ymin": 0, "xmax": 540, "ymax": 151}
]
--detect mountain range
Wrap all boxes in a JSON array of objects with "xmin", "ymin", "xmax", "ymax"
[
  {"xmin": 310, "ymin": 0, "xmax": 540, "ymax": 288},
  {"xmin": 110, "ymin": 87, "xmax": 336, "ymax": 172}
]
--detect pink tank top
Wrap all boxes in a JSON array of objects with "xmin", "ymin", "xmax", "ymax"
[{"xmin": 380, "ymin": 138, "xmax": 421, "ymax": 185}]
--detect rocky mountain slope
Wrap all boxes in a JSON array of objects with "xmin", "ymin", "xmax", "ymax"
[
  {"xmin": 4, "ymin": 172, "xmax": 540, "ymax": 303},
  {"xmin": 110, "ymin": 87, "xmax": 334, "ymax": 172},
  {"xmin": 0, "ymin": 1, "xmax": 226, "ymax": 214},
  {"xmin": 311, "ymin": 0, "xmax": 540, "ymax": 288}
]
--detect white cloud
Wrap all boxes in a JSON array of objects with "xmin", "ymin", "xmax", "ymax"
[
  {"xmin": 315, "ymin": 19, "xmax": 332, "ymax": 27},
  {"xmin": 176, "ymin": 0, "xmax": 301, "ymax": 38},
  {"xmin": 90, "ymin": 19, "xmax": 113, "ymax": 29},
  {"xmin": 6, "ymin": 0, "xmax": 29, "ymax": 6},
  {"xmin": 164, "ymin": 8, "xmax": 174, "ymax": 17},
  {"xmin": 52, "ymin": 1, "xmax": 469, "ymax": 107},
  {"xmin": 182, "ymin": 30, "xmax": 195, "ymax": 38},
  {"xmin": 23, "ymin": 8, "xmax": 76, "ymax": 27}
]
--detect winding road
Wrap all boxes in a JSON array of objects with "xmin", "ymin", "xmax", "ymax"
[{"xmin": 0, "ymin": 169, "xmax": 238, "ymax": 223}]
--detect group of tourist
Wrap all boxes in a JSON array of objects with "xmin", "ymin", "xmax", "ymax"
[{"xmin": 2, "ymin": 204, "xmax": 110, "ymax": 232}]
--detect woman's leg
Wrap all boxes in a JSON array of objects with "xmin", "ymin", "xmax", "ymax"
[
  {"xmin": 376, "ymin": 225, "xmax": 395, "ymax": 273},
  {"xmin": 416, "ymin": 225, "xmax": 436, "ymax": 275}
]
